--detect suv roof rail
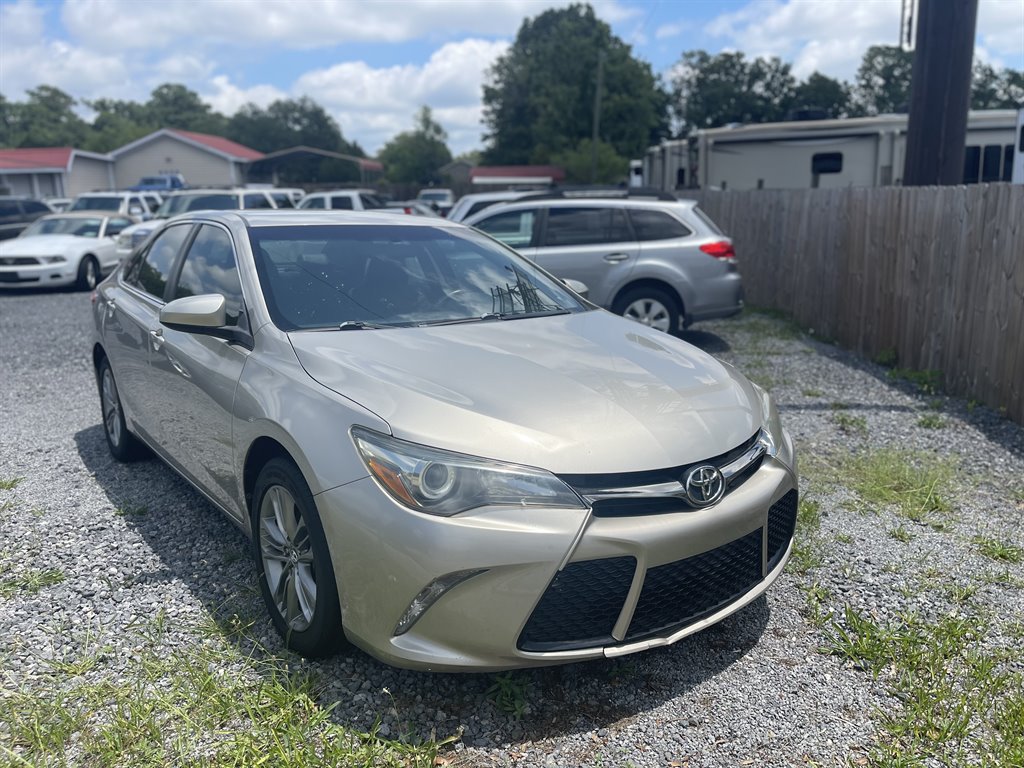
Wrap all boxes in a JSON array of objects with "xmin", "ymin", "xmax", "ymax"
[{"xmin": 516, "ymin": 186, "xmax": 679, "ymax": 202}]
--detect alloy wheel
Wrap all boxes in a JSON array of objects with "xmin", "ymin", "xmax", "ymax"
[
  {"xmin": 623, "ymin": 297, "xmax": 672, "ymax": 332},
  {"xmin": 101, "ymin": 366, "xmax": 123, "ymax": 448},
  {"xmin": 258, "ymin": 485, "xmax": 317, "ymax": 631}
]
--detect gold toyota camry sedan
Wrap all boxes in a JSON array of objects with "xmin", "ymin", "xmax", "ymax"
[{"xmin": 91, "ymin": 210, "xmax": 798, "ymax": 671}]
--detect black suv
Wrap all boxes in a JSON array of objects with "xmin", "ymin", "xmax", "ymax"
[{"xmin": 0, "ymin": 197, "xmax": 52, "ymax": 240}]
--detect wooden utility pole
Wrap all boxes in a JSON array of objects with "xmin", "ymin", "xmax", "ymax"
[{"xmin": 903, "ymin": 0, "xmax": 978, "ymax": 186}]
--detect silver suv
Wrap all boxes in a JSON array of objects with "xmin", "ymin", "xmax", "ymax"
[{"xmin": 464, "ymin": 192, "xmax": 743, "ymax": 332}]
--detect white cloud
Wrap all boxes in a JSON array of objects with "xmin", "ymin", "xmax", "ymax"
[
  {"xmin": 703, "ymin": 0, "xmax": 1023, "ymax": 81},
  {"xmin": 202, "ymin": 76, "xmax": 289, "ymax": 116},
  {"xmin": 0, "ymin": 0, "xmax": 46, "ymax": 44},
  {"xmin": 655, "ymin": 22, "xmax": 688, "ymax": 41},
  {"xmin": 295, "ymin": 38, "xmax": 510, "ymax": 155}
]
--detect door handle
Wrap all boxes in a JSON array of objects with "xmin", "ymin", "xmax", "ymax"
[
  {"xmin": 105, "ymin": 298, "xmax": 116, "ymax": 316},
  {"xmin": 149, "ymin": 329, "xmax": 164, "ymax": 351},
  {"xmin": 603, "ymin": 253, "xmax": 630, "ymax": 263}
]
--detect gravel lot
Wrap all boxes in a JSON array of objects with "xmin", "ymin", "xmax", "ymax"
[{"xmin": 1, "ymin": 288, "xmax": 1022, "ymax": 767}]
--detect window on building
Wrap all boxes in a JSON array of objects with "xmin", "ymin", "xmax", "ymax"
[
  {"xmin": 811, "ymin": 153, "xmax": 843, "ymax": 175},
  {"xmin": 981, "ymin": 145, "xmax": 1002, "ymax": 183},
  {"xmin": 963, "ymin": 146, "xmax": 981, "ymax": 184}
]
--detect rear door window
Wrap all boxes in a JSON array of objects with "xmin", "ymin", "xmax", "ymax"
[
  {"xmin": 244, "ymin": 193, "xmax": 274, "ymax": 209},
  {"xmin": 330, "ymin": 196, "xmax": 354, "ymax": 210},
  {"xmin": 630, "ymin": 209, "xmax": 692, "ymax": 240},
  {"xmin": 542, "ymin": 207, "xmax": 632, "ymax": 247}
]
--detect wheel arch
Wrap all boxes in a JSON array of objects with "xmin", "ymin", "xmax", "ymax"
[
  {"xmin": 243, "ymin": 436, "xmax": 297, "ymax": 515},
  {"xmin": 612, "ymin": 278, "xmax": 686, "ymax": 317}
]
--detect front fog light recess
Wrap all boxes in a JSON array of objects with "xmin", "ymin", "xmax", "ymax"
[{"xmin": 394, "ymin": 569, "xmax": 487, "ymax": 635}]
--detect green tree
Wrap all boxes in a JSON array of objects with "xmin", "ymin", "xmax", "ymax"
[
  {"xmin": 853, "ymin": 45, "xmax": 914, "ymax": 115},
  {"xmin": 227, "ymin": 96, "xmax": 347, "ymax": 152},
  {"xmin": 670, "ymin": 50, "xmax": 797, "ymax": 133},
  {"xmin": 145, "ymin": 83, "xmax": 226, "ymax": 134},
  {"xmin": 551, "ymin": 138, "xmax": 627, "ymax": 183},
  {"xmin": 1, "ymin": 86, "xmax": 89, "ymax": 147},
  {"xmin": 792, "ymin": 72, "xmax": 851, "ymax": 118},
  {"xmin": 83, "ymin": 97, "xmax": 153, "ymax": 152},
  {"xmin": 971, "ymin": 62, "xmax": 1024, "ymax": 109},
  {"xmin": 378, "ymin": 106, "xmax": 452, "ymax": 185},
  {"xmin": 482, "ymin": 3, "xmax": 667, "ymax": 165}
]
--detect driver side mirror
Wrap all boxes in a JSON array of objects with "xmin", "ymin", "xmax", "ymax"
[
  {"xmin": 159, "ymin": 294, "xmax": 253, "ymax": 349},
  {"xmin": 562, "ymin": 278, "xmax": 589, "ymax": 299}
]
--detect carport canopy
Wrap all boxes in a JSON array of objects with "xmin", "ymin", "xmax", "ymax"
[{"xmin": 247, "ymin": 146, "xmax": 384, "ymax": 185}]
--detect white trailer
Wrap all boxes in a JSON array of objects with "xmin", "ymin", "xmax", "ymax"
[{"xmin": 642, "ymin": 110, "xmax": 1018, "ymax": 191}]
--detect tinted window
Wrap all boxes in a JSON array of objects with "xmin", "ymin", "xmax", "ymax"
[
  {"xmin": 105, "ymin": 217, "xmax": 133, "ymax": 236},
  {"xmin": 270, "ymin": 193, "xmax": 295, "ymax": 209},
  {"xmin": 158, "ymin": 194, "xmax": 240, "ymax": 216},
  {"xmin": 131, "ymin": 224, "xmax": 190, "ymax": 299},
  {"xmin": 981, "ymin": 145, "xmax": 1002, "ymax": 183},
  {"xmin": 299, "ymin": 197, "xmax": 325, "ymax": 209},
  {"xmin": 473, "ymin": 209, "xmax": 536, "ymax": 248},
  {"xmin": 244, "ymin": 193, "xmax": 273, "ymax": 210},
  {"xmin": 630, "ymin": 209, "xmax": 692, "ymax": 241},
  {"xmin": 330, "ymin": 196, "xmax": 354, "ymax": 210},
  {"xmin": 542, "ymin": 207, "xmax": 631, "ymax": 247},
  {"xmin": 173, "ymin": 225, "xmax": 243, "ymax": 325},
  {"xmin": 963, "ymin": 146, "xmax": 981, "ymax": 184},
  {"xmin": 70, "ymin": 197, "xmax": 121, "ymax": 211},
  {"xmin": 22, "ymin": 200, "xmax": 51, "ymax": 214},
  {"xmin": 0, "ymin": 201, "xmax": 18, "ymax": 217},
  {"xmin": 23, "ymin": 216, "xmax": 103, "ymax": 238},
  {"xmin": 360, "ymin": 194, "xmax": 384, "ymax": 209},
  {"xmin": 812, "ymin": 152, "xmax": 843, "ymax": 174}
]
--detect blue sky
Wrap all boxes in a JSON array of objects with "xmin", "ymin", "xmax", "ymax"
[{"xmin": 1, "ymin": 0, "xmax": 1021, "ymax": 156}]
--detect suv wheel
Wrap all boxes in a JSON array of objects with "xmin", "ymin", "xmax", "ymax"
[{"xmin": 613, "ymin": 287, "xmax": 680, "ymax": 333}]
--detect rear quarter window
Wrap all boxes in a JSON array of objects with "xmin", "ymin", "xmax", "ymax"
[{"xmin": 630, "ymin": 209, "xmax": 693, "ymax": 241}]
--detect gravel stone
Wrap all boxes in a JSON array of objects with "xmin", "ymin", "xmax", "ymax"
[{"xmin": 1, "ymin": 289, "xmax": 1021, "ymax": 767}]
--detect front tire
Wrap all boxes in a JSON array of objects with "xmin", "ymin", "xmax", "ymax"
[
  {"xmin": 613, "ymin": 286, "xmax": 681, "ymax": 333},
  {"xmin": 76, "ymin": 256, "xmax": 99, "ymax": 291},
  {"xmin": 252, "ymin": 457, "xmax": 347, "ymax": 658},
  {"xmin": 97, "ymin": 358, "xmax": 148, "ymax": 462}
]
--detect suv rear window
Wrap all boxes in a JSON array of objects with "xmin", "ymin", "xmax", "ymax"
[
  {"xmin": 542, "ymin": 207, "xmax": 632, "ymax": 247},
  {"xmin": 629, "ymin": 209, "xmax": 692, "ymax": 241}
]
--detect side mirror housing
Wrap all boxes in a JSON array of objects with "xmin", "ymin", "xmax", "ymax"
[
  {"xmin": 562, "ymin": 278, "xmax": 589, "ymax": 299},
  {"xmin": 160, "ymin": 294, "xmax": 253, "ymax": 349}
]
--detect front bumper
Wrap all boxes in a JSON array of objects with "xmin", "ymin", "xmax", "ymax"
[
  {"xmin": 0, "ymin": 262, "xmax": 77, "ymax": 288},
  {"xmin": 315, "ymin": 432, "xmax": 797, "ymax": 671}
]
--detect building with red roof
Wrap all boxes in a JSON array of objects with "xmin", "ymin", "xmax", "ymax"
[
  {"xmin": 0, "ymin": 147, "xmax": 114, "ymax": 198},
  {"xmin": 110, "ymin": 128, "xmax": 267, "ymax": 188}
]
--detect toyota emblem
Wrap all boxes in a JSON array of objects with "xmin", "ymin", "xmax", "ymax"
[{"xmin": 684, "ymin": 464, "xmax": 725, "ymax": 507}]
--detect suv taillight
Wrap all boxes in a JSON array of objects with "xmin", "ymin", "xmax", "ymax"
[{"xmin": 699, "ymin": 241, "xmax": 736, "ymax": 260}]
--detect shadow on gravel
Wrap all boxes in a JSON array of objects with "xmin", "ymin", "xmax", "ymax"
[
  {"xmin": 675, "ymin": 327, "xmax": 731, "ymax": 354},
  {"xmin": 75, "ymin": 422, "xmax": 770, "ymax": 749}
]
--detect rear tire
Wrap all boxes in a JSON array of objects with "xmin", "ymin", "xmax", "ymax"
[
  {"xmin": 251, "ymin": 457, "xmax": 347, "ymax": 658},
  {"xmin": 97, "ymin": 358, "xmax": 148, "ymax": 462},
  {"xmin": 613, "ymin": 286, "xmax": 681, "ymax": 333},
  {"xmin": 77, "ymin": 256, "xmax": 99, "ymax": 291}
]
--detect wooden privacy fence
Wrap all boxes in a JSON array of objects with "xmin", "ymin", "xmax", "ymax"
[{"xmin": 681, "ymin": 184, "xmax": 1024, "ymax": 424}]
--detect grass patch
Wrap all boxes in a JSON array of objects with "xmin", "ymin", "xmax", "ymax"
[
  {"xmin": 0, "ymin": 477, "xmax": 23, "ymax": 490},
  {"xmin": 888, "ymin": 525, "xmax": 914, "ymax": 543},
  {"xmin": 486, "ymin": 671, "xmax": 532, "ymax": 720},
  {"xmin": 0, "ymin": 567, "xmax": 65, "ymax": 599},
  {"xmin": 789, "ymin": 498, "xmax": 824, "ymax": 574},
  {"xmin": 835, "ymin": 533, "xmax": 854, "ymax": 545},
  {"xmin": 833, "ymin": 412, "xmax": 868, "ymax": 435},
  {"xmin": 888, "ymin": 367, "xmax": 943, "ymax": 395},
  {"xmin": 802, "ymin": 388, "xmax": 823, "ymax": 397},
  {"xmin": 874, "ymin": 348, "xmax": 897, "ymax": 368},
  {"xmin": 973, "ymin": 536, "xmax": 1024, "ymax": 564},
  {"xmin": 115, "ymin": 505, "xmax": 148, "ymax": 518},
  {"xmin": 0, "ymin": 622, "xmax": 455, "ymax": 767},
  {"xmin": 845, "ymin": 450, "xmax": 955, "ymax": 524},
  {"xmin": 824, "ymin": 607, "xmax": 1023, "ymax": 765},
  {"xmin": 917, "ymin": 413, "xmax": 946, "ymax": 429}
]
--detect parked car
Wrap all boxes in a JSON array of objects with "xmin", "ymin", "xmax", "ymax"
[
  {"xmin": 129, "ymin": 174, "xmax": 186, "ymax": 192},
  {"xmin": 115, "ymin": 188, "xmax": 280, "ymax": 259},
  {"xmin": 0, "ymin": 211, "xmax": 136, "ymax": 290},
  {"xmin": 45, "ymin": 197, "xmax": 73, "ymax": 213},
  {"xmin": 69, "ymin": 191, "xmax": 157, "ymax": 220},
  {"xmin": 384, "ymin": 200, "xmax": 442, "ymax": 217},
  {"xmin": 415, "ymin": 188, "xmax": 455, "ymax": 216},
  {"xmin": 297, "ymin": 189, "xmax": 386, "ymax": 211},
  {"xmin": 91, "ymin": 209, "xmax": 797, "ymax": 670},
  {"xmin": 447, "ymin": 190, "xmax": 530, "ymax": 223},
  {"xmin": 0, "ymin": 196, "xmax": 53, "ymax": 240},
  {"xmin": 464, "ymin": 191, "xmax": 743, "ymax": 333},
  {"xmin": 267, "ymin": 188, "xmax": 305, "ymax": 208}
]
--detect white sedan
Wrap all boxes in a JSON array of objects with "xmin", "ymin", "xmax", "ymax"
[{"xmin": 0, "ymin": 212, "xmax": 136, "ymax": 291}]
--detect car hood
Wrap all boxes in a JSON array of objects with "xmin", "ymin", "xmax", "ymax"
[
  {"xmin": 289, "ymin": 311, "xmax": 762, "ymax": 474},
  {"xmin": 0, "ymin": 235, "xmax": 100, "ymax": 253}
]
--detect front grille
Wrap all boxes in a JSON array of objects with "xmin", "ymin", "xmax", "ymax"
[
  {"xmin": 625, "ymin": 528, "xmax": 763, "ymax": 641},
  {"xmin": 0, "ymin": 256, "xmax": 39, "ymax": 265},
  {"xmin": 518, "ymin": 556, "xmax": 636, "ymax": 652},
  {"xmin": 767, "ymin": 490, "xmax": 798, "ymax": 572}
]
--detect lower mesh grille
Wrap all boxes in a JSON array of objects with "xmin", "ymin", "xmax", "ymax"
[
  {"xmin": 767, "ymin": 490, "xmax": 799, "ymax": 572},
  {"xmin": 518, "ymin": 556, "xmax": 636, "ymax": 652},
  {"xmin": 625, "ymin": 528, "xmax": 763, "ymax": 641}
]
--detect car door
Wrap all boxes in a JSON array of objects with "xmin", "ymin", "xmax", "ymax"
[
  {"xmin": 98, "ymin": 217, "xmax": 134, "ymax": 272},
  {"xmin": 532, "ymin": 206, "xmax": 639, "ymax": 308},
  {"xmin": 148, "ymin": 222, "xmax": 251, "ymax": 520},
  {"xmin": 103, "ymin": 223, "xmax": 194, "ymax": 446}
]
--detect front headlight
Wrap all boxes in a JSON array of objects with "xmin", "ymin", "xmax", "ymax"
[
  {"xmin": 40, "ymin": 255, "xmax": 66, "ymax": 264},
  {"xmin": 352, "ymin": 428, "xmax": 585, "ymax": 516}
]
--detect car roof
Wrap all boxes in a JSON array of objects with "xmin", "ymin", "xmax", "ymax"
[
  {"xmin": 187, "ymin": 209, "xmax": 466, "ymax": 230},
  {"xmin": 39, "ymin": 211, "xmax": 121, "ymax": 219}
]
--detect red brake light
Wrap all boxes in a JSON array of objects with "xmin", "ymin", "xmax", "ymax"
[{"xmin": 699, "ymin": 241, "xmax": 736, "ymax": 260}]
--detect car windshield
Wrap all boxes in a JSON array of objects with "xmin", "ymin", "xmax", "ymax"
[
  {"xmin": 156, "ymin": 194, "xmax": 239, "ymax": 217},
  {"xmin": 22, "ymin": 216, "xmax": 104, "ymax": 238},
  {"xmin": 418, "ymin": 191, "xmax": 450, "ymax": 201},
  {"xmin": 250, "ymin": 224, "xmax": 588, "ymax": 331},
  {"xmin": 69, "ymin": 197, "xmax": 120, "ymax": 211}
]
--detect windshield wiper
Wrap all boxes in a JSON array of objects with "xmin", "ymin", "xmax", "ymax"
[
  {"xmin": 338, "ymin": 320, "xmax": 393, "ymax": 330},
  {"xmin": 418, "ymin": 309, "xmax": 572, "ymax": 327}
]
